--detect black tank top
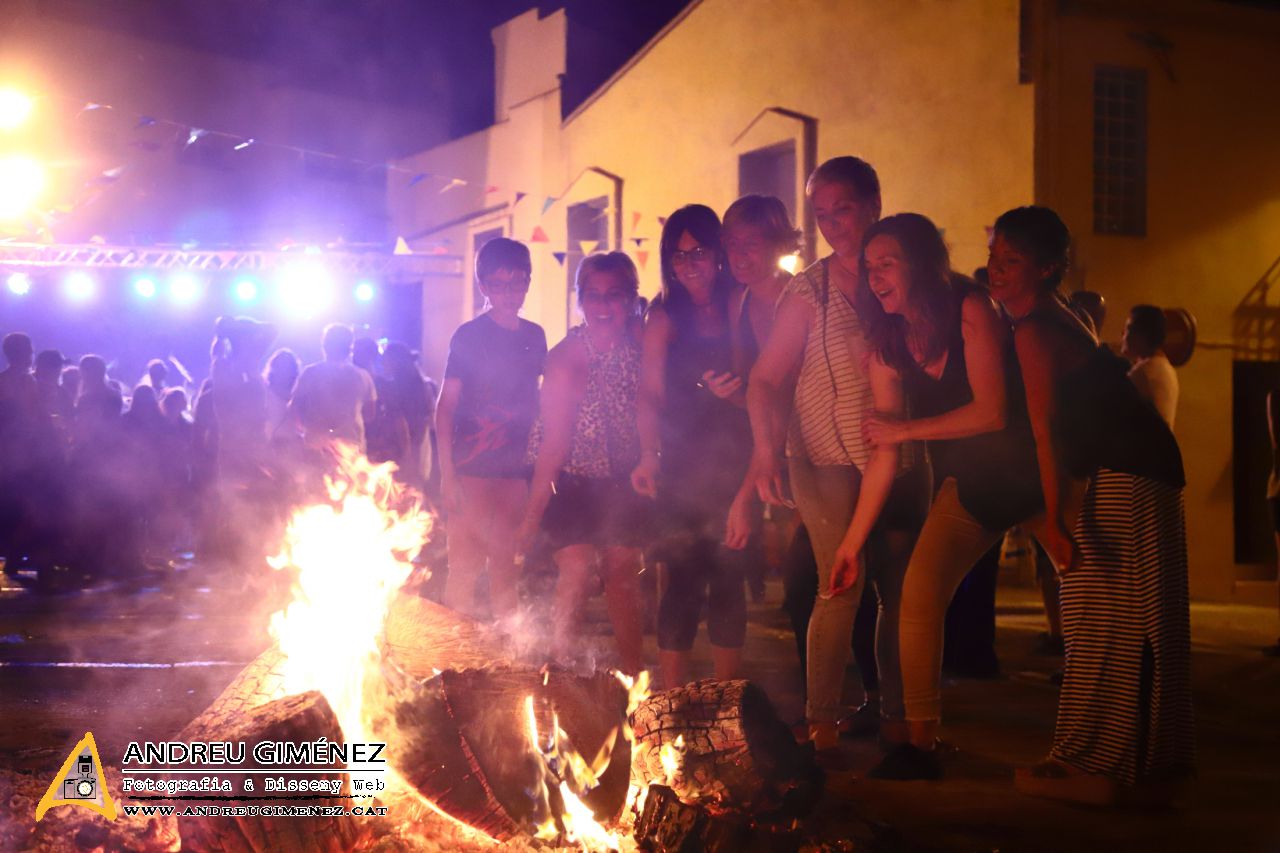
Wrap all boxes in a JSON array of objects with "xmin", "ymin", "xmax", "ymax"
[{"xmin": 901, "ymin": 285, "xmax": 1044, "ymax": 530}]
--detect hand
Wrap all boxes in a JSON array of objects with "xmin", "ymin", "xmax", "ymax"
[
  {"xmin": 514, "ymin": 514, "xmax": 540, "ymax": 556},
  {"xmin": 827, "ymin": 537, "xmax": 862, "ymax": 597},
  {"xmin": 700, "ymin": 370, "xmax": 743, "ymax": 400},
  {"xmin": 724, "ymin": 495, "xmax": 754, "ymax": 550},
  {"xmin": 630, "ymin": 453, "xmax": 660, "ymax": 498},
  {"xmin": 752, "ymin": 449, "xmax": 793, "ymax": 507},
  {"xmin": 1040, "ymin": 523, "xmax": 1079, "ymax": 576},
  {"xmin": 864, "ymin": 412, "xmax": 908, "ymax": 448}
]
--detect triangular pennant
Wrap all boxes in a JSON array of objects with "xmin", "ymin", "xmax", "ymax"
[
  {"xmin": 552, "ymin": 251, "xmax": 567, "ymax": 266},
  {"xmin": 658, "ymin": 216, "xmax": 667, "ymax": 227},
  {"xmin": 541, "ymin": 196, "xmax": 557, "ymax": 215},
  {"xmin": 185, "ymin": 128, "xmax": 206, "ymax": 147},
  {"xmin": 79, "ymin": 103, "xmax": 109, "ymax": 114},
  {"xmin": 407, "ymin": 173, "xmax": 428, "ymax": 187},
  {"xmin": 393, "ymin": 236, "xmax": 413, "ymax": 255},
  {"xmin": 514, "ymin": 191, "xmax": 528, "ymax": 206},
  {"xmin": 233, "ymin": 138, "xmax": 255, "ymax": 151},
  {"xmin": 631, "ymin": 211, "xmax": 642, "ymax": 232},
  {"xmin": 530, "ymin": 226, "xmax": 549, "ymax": 243},
  {"xmin": 632, "ymin": 237, "xmax": 647, "ymax": 247},
  {"xmin": 579, "ymin": 240, "xmax": 600, "ymax": 256},
  {"xmin": 36, "ymin": 732, "xmax": 117, "ymax": 822},
  {"xmin": 439, "ymin": 177, "xmax": 467, "ymax": 194},
  {"xmin": 636, "ymin": 250, "xmax": 650, "ymax": 270}
]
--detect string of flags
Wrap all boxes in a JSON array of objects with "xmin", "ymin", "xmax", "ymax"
[{"xmin": 18, "ymin": 91, "xmax": 672, "ymax": 266}]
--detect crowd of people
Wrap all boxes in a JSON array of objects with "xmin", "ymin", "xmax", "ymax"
[
  {"xmin": 0, "ymin": 152, "xmax": 1200, "ymax": 809},
  {"xmin": 433, "ymin": 155, "xmax": 1194, "ymax": 807},
  {"xmin": 0, "ymin": 318, "xmax": 437, "ymax": 586}
]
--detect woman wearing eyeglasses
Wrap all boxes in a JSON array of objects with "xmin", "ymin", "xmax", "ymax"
[{"xmin": 632, "ymin": 204, "xmax": 753, "ymax": 688}]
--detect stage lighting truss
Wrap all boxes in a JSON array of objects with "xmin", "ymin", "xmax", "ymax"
[{"xmin": 0, "ymin": 241, "xmax": 461, "ymax": 279}]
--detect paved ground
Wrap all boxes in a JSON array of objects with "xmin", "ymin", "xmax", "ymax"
[{"xmin": 1, "ymin": 561, "xmax": 1278, "ymax": 852}]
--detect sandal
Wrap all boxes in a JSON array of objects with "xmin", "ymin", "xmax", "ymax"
[
  {"xmin": 837, "ymin": 702, "xmax": 880, "ymax": 738},
  {"xmin": 1014, "ymin": 759, "xmax": 1117, "ymax": 806}
]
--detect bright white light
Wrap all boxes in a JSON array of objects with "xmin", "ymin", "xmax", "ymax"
[
  {"xmin": 277, "ymin": 262, "xmax": 333, "ymax": 316},
  {"xmin": 6, "ymin": 272, "xmax": 32, "ymax": 295},
  {"xmin": 169, "ymin": 274, "xmax": 200, "ymax": 304},
  {"xmin": 0, "ymin": 156, "xmax": 45, "ymax": 220},
  {"xmin": 234, "ymin": 279, "xmax": 259, "ymax": 302},
  {"xmin": 0, "ymin": 89, "xmax": 34, "ymax": 131},
  {"xmin": 134, "ymin": 277, "xmax": 157, "ymax": 298},
  {"xmin": 354, "ymin": 282, "xmax": 375, "ymax": 302},
  {"xmin": 778, "ymin": 253, "xmax": 801, "ymax": 275},
  {"xmin": 64, "ymin": 271, "xmax": 95, "ymax": 302}
]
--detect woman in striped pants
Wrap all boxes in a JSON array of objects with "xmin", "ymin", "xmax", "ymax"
[{"xmin": 989, "ymin": 206, "xmax": 1194, "ymax": 806}]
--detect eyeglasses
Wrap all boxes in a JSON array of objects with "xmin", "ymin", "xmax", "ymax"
[
  {"xmin": 482, "ymin": 273, "xmax": 531, "ymax": 294},
  {"xmin": 671, "ymin": 247, "xmax": 711, "ymax": 266}
]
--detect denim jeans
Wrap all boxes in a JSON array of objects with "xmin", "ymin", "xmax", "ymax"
[{"xmin": 789, "ymin": 456, "xmax": 918, "ymax": 724}]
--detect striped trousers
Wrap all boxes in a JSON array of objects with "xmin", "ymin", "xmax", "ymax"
[{"xmin": 1051, "ymin": 469, "xmax": 1195, "ymax": 786}]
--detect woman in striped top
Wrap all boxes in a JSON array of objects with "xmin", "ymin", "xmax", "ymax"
[
  {"xmin": 748, "ymin": 157, "xmax": 929, "ymax": 756},
  {"xmin": 988, "ymin": 206, "xmax": 1192, "ymax": 806}
]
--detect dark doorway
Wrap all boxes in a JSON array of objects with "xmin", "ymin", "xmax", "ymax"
[{"xmin": 1233, "ymin": 359, "xmax": 1280, "ymax": 571}]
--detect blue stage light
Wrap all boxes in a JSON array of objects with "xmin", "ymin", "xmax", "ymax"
[
  {"xmin": 169, "ymin": 274, "xmax": 200, "ymax": 304},
  {"xmin": 134, "ymin": 277, "xmax": 157, "ymax": 298},
  {"xmin": 64, "ymin": 271, "xmax": 95, "ymax": 302},
  {"xmin": 234, "ymin": 279, "xmax": 258, "ymax": 302},
  {"xmin": 6, "ymin": 272, "xmax": 31, "ymax": 295},
  {"xmin": 354, "ymin": 281, "xmax": 375, "ymax": 302}
]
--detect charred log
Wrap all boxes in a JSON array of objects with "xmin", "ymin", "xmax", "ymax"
[{"xmin": 630, "ymin": 679, "xmax": 821, "ymax": 816}]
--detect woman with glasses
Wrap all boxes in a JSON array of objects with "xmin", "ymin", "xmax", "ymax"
[
  {"xmin": 518, "ymin": 253, "xmax": 648, "ymax": 674},
  {"xmin": 632, "ymin": 204, "xmax": 752, "ymax": 688}
]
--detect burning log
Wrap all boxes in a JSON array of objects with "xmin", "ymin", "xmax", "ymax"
[
  {"xmin": 366, "ymin": 662, "xmax": 631, "ymax": 842},
  {"xmin": 630, "ymin": 679, "xmax": 822, "ymax": 815},
  {"xmin": 381, "ymin": 590, "xmax": 511, "ymax": 676},
  {"xmin": 176, "ymin": 691, "xmax": 358, "ymax": 853}
]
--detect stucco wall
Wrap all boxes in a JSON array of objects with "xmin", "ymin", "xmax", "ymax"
[{"xmin": 1035, "ymin": 1, "xmax": 1280, "ymax": 600}]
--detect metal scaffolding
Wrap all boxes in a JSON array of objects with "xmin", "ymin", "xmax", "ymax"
[{"xmin": 0, "ymin": 241, "xmax": 462, "ymax": 279}]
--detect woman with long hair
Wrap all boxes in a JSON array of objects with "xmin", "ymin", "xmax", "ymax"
[
  {"xmin": 856, "ymin": 213, "xmax": 1045, "ymax": 779},
  {"xmin": 519, "ymin": 252, "xmax": 648, "ymax": 674},
  {"xmin": 987, "ymin": 206, "xmax": 1192, "ymax": 805},
  {"xmin": 632, "ymin": 204, "xmax": 752, "ymax": 688}
]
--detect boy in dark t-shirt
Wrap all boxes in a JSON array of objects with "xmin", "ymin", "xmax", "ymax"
[{"xmin": 435, "ymin": 238, "xmax": 547, "ymax": 621}]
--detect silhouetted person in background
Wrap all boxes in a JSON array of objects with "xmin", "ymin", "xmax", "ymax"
[
  {"xmin": 0, "ymin": 333, "xmax": 38, "ymax": 573},
  {"xmin": 353, "ymin": 336, "xmax": 407, "ymax": 465},
  {"xmin": 263, "ymin": 348, "xmax": 301, "ymax": 442},
  {"xmin": 382, "ymin": 341, "xmax": 434, "ymax": 491},
  {"xmin": 143, "ymin": 358, "xmax": 168, "ymax": 392},
  {"xmin": 1122, "ymin": 304, "xmax": 1178, "ymax": 428},
  {"xmin": 291, "ymin": 323, "xmax": 376, "ymax": 453}
]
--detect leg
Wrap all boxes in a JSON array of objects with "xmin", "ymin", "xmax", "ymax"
[
  {"xmin": 897, "ymin": 479, "xmax": 1003, "ymax": 748},
  {"xmin": 601, "ymin": 546, "xmax": 645, "ymax": 675},
  {"xmin": 781, "ymin": 524, "xmax": 818, "ymax": 680},
  {"xmin": 869, "ymin": 526, "xmax": 916, "ymax": 728},
  {"xmin": 789, "ymin": 458, "xmax": 861, "ymax": 727},
  {"xmin": 656, "ymin": 530, "xmax": 710, "ymax": 689},
  {"xmin": 484, "ymin": 477, "xmax": 529, "ymax": 621},
  {"xmin": 551, "ymin": 544, "xmax": 599, "ymax": 663},
  {"xmin": 1036, "ymin": 540, "xmax": 1064, "ymax": 642},
  {"xmin": 443, "ymin": 476, "xmax": 489, "ymax": 617},
  {"xmin": 707, "ymin": 542, "xmax": 748, "ymax": 681}
]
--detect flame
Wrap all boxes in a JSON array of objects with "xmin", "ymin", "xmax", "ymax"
[{"xmin": 658, "ymin": 735, "xmax": 685, "ymax": 785}]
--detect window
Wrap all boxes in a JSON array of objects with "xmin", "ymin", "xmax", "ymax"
[
  {"xmin": 738, "ymin": 141, "xmax": 797, "ymax": 224},
  {"xmin": 566, "ymin": 196, "xmax": 609, "ymax": 326},
  {"xmin": 471, "ymin": 227, "xmax": 503, "ymax": 316},
  {"xmin": 1093, "ymin": 66, "xmax": 1147, "ymax": 236}
]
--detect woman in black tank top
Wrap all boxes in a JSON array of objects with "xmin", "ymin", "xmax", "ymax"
[{"xmin": 852, "ymin": 213, "xmax": 1045, "ymax": 780}]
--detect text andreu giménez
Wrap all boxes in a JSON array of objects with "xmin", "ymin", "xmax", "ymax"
[{"xmin": 122, "ymin": 739, "xmax": 387, "ymax": 766}]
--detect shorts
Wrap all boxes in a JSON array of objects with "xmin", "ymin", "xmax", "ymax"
[{"xmin": 543, "ymin": 473, "xmax": 652, "ymax": 552}]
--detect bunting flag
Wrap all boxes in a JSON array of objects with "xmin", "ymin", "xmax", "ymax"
[
  {"xmin": 185, "ymin": 128, "xmax": 206, "ymax": 147},
  {"xmin": 134, "ymin": 116, "xmax": 156, "ymax": 128},
  {"xmin": 393, "ymin": 236, "xmax": 413, "ymax": 255},
  {"xmin": 233, "ymin": 138, "xmax": 255, "ymax": 151},
  {"xmin": 541, "ymin": 196, "xmax": 558, "ymax": 215},
  {"xmin": 514, "ymin": 191, "xmax": 528, "ymax": 206},
  {"xmin": 632, "ymin": 237, "xmax": 647, "ymax": 247},
  {"xmin": 578, "ymin": 240, "xmax": 599, "ymax": 256},
  {"xmin": 79, "ymin": 102, "xmax": 109, "ymax": 114},
  {"xmin": 407, "ymin": 173, "xmax": 429, "ymax": 187},
  {"xmin": 635, "ymin": 250, "xmax": 650, "ymax": 270},
  {"xmin": 485, "ymin": 185, "xmax": 501, "ymax": 194},
  {"xmin": 439, "ymin": 177, "xmax": 467, "ymax": 194},
  {"xmin": 552, "ymin": 251, "xmax": 567, "ymax": 266},
  {"xmin": 631, "ymin": 211, "xmax": 642, "ymax": 232},
  {"xmin": 530, "ymin": 226, "xmax": 549, "ymax": 243},
  {"xmin": 658, "ymin": 216, "xmax": 668, "ymax": 227}
]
